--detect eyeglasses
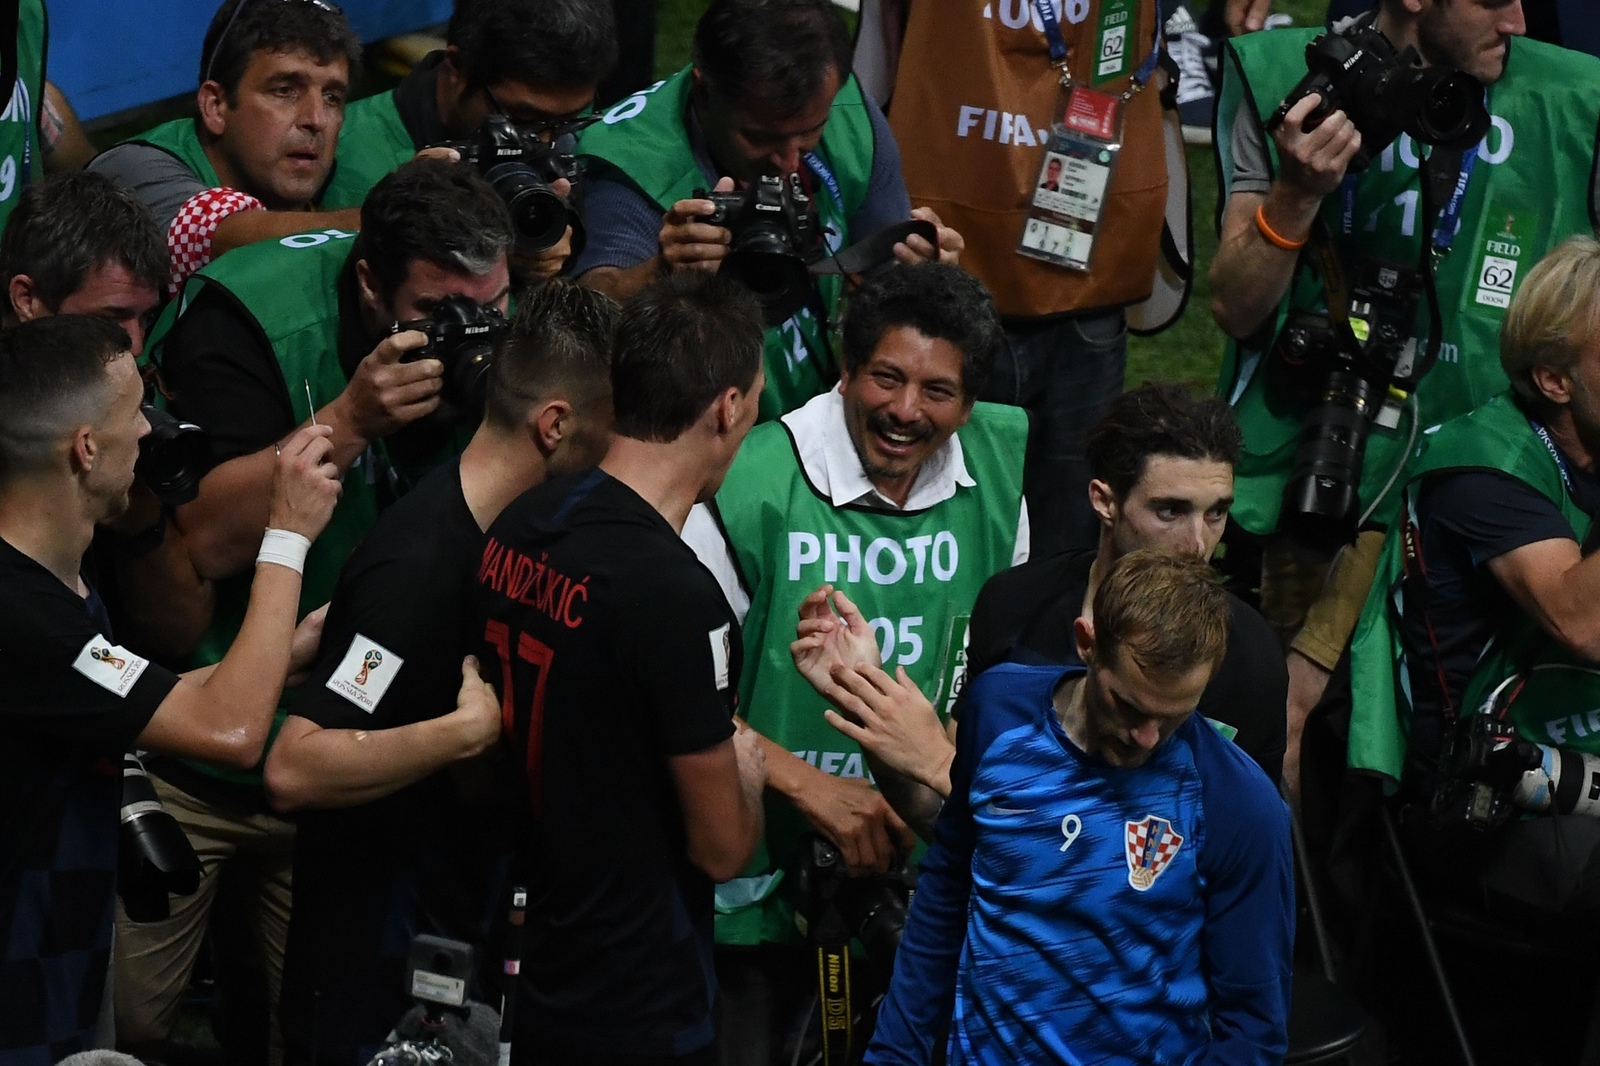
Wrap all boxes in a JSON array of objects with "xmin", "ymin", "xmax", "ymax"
[
  {"xmin": 481, "ymin": 85, "xmax": 600, "ymax": 142},
  {"xmin": 202, "ymin": 0, "xmax": 344, "ymax": 85}
]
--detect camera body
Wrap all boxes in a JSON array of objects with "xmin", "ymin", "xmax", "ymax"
[
  {"xmin": 1271, "ymin": 261, "xmax": 1422, "ymax": 549},
  {"xmin": 699, "ymin": 173, "xmax": 825, "ymax": 326},
  {"xmin": 397, "ymin": 295, "xmax": 508, "ymax": 415},
  {"xmin": 136, "ymin": 405, "xmax": 212, "ymax": 507},
  {"xmin": 794, "ymin": 834, "xmax": 911, "ymax": 987},
  {"xmin": 1268, "ymin": 21, "xmax": 1489, "ymax": 172},
  {"xmin": 445, "ymin": 115, "xmax": 581, "ymax": 254}
]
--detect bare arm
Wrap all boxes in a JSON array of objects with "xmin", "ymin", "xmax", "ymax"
[
  {"xmin": 41, "ymin": 83, "xmax": 96, "ymax": 172},
  {"xmin": 1487, "ymin": 537, "xmax": 1600, "ymax": 660},
  {"xmin": 672, "ymin": 722, "xmax": 766, "ymax": 882},
  {"xmin": 180, "ymin": 330, "xmax": 441, "ymax": 579},
  {"xmin": 264, "ymin": 656, "xmax": 501, "ymax": 812},
  {"xmin": 1209, "ymin": 93, "xmax": 1362, "ymax": 340},
  {"xmin": 211, "ymin": 207, "xmax": 364, "ymax": 258},
  {"xmin": 136, "ymin": 427, "xmax": 343, "ymax": 767}
]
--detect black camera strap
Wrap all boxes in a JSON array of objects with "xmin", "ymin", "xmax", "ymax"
[{"xmin": 809, "ymin": 219, "xmax": 938, "ymax": 278}]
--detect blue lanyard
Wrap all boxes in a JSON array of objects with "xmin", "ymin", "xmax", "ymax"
[
  {"xmin": 804, "ymin": 150, "xmax": 842, "ymax": 209},
  {"xmin": 1339, "ymin": 142, "xmax": 1478, "ymax": 253},
  {"xmin": 1031, "ymin": 0, "xmax": 1165, "ymax": 87},
  {"xmin": 1033, "ymin": 0, "xmax": 1069, "ymax": 64},
  {"xmin": 1531, "ymin": 418, "xmax": 1574, "ymax": 493}
]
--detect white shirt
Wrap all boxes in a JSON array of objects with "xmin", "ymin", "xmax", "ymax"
[{"xmin": 682, "ymin": 387, "xmax": 1031, "ymax": 623}]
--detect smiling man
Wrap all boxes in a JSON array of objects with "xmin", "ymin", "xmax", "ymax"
[
  {"xmin": 866, "ymin": 551, "xmax": 1293, "ymax": 1066},
  {"xmin": 89, "ymin": 0, "xmax": 365, "ymax": 294},
  {"xmin": 680, "ymin": 262, "xmax": 1027, "ymax": 1062}
]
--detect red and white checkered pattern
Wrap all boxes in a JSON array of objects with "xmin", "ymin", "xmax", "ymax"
[
  {"xmin": 1125, "ymin": 815, "xmax": 1184, "ymax": 891},
  {"xmin": 166, "ymin": 187, "xmax": 264, "ymax": 296}
]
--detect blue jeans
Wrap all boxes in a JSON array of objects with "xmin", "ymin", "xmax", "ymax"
[{"xmin": 982, "ymin": 310, "xmax": 1128, "ymax": 558}]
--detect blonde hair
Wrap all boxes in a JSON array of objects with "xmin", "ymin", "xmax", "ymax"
[
  {"xmin": 1092, "ymin": 550, "xmax": 1229, "ymax": 677},
  {"xmin": 1501, "ymin": 235, "xmax": 1600, "ymax": 409}
]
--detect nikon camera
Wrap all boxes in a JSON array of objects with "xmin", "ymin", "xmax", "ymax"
[
  {"xmin": 395, "ymin": 294, "xmax": 509, "ymax": 415},
  {"xmin": 1267, "ymin": 17, "xmax": 1490, "ymax": 171},
  {"xmin": 442, "ymin": 115, "xmax": 582, "ymax": 254}
]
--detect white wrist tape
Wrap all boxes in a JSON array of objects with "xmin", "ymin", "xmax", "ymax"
[{"xmin": 257, "ymin": 528, "xmax": 312, "ymax": 574}]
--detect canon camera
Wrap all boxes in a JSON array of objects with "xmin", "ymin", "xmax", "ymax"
[
  {"xmin": 698, "ymin": 173, "xmax": 824, "ymax": 326},
  {"xmin": 443, "ymin": 115, "xmax": 582, "ymax": 253},
  {"xmin": 1267, "ymin": 20, "xmax": 1490, "ymax": 171}
]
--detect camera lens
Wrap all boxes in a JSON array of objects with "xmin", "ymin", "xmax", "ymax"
[
  {"xmin": 448, "ymin": 341, "xmax": 495, "ymax": 414},
  {"xmin": 137, "ymin": 405, "xmax": 213, "ymax": 507},
  {"xmin": 723, "ymin": 224, "xmax": 812, "ymax": 326},
  {"xmin": 486, "ymin": 162, "xmax": 570, "ymax": 253},
  {"xmin": 1279, "ymin": 370, "xmax": 1382, "ymax": 552},
  {"xmin": 1414, "ymin": 70, "xmax": 1486, "ymax": 146}
]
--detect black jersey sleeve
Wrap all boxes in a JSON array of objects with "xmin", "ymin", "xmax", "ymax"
[
  {"xmin": 0, "ymin": 562, "xmax": 180, "ymax": 750},
  {"xmin": 620, "ymin": 567, "xmax": 740, "ymax": 758}
]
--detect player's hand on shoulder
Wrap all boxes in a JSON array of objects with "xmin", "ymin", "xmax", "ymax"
[
  {"xmin": 797, "ymin": 772, "xmax": 915, "ymax": 876},
  {"xmin": 660, "ymin": 175, "xmax": 735, "ymax": 272},
  {"xmin": 451, "ymin": 655, "xmax": 503, "ymax": 759},
  {"xmin": 286, "ymin": 603, "xmax": 328, "ymax": 686},
  {"xmin": 267, "ymin": 424, "xmax": 343, "ymax": 541}
]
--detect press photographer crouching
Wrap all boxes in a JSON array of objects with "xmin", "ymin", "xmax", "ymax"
[
  {"xmin": 113, "ymin": 159, "xmax": 514, "ymax": 1061},
  {"xmin": 1209, "ymin": 0, "xmax": 1600, "ymax": 801},
  {"xmin": 0, "ymin": 316, "xmax": 342, "ymax": 1059},
  {"xmin": 1346, "ymin": 236, "xmax": 1600, "ymax": 1062},
  {"xmin": 266, "ymin": 281, "xmax": 618, "ymax": 1066},
  {"xmin": 324, "ymin": 0, "xmax": 619, "ymax": 285}
]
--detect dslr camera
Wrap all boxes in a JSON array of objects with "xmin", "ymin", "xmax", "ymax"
[
  {"xmin": 1267, "ymin": 19, "xmax": 1490, "ymax": 171},
  {"xmin": 794, "ymin": 835, "xmax": 911, "ymax": 989},
  {"xmin": 119, "ymin": 753, "xmax": 201, "ymax": 922},
  {"xmin": 136, "ymin": 403, "xmax": 211, "ymax": 507},
  {"xmin": 444, "ymin": 115, "xmax": 582, "ymax": 254},
  {"xmin": 395, "ymin": 295, "xmax": 509, "ymax": 415},
  {"xmin": 1270, "ymin": 261, "xmax": 1422, "ymax": 550},
  {"xmin": 698, "ymin": 173, "xmax": 824, "ymax": 326}
]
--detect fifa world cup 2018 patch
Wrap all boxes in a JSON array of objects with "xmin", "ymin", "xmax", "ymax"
[
  {"xmin": 1124, "ymin": 814, "xmax": 1184, "ymax": 891},
  {"xmin": 326, "ymin": 633, "xmax": 404, "ymax": 713},
  {"xmin": 72, "ymin": 635, "xmax": 149, "ymax": 697}
]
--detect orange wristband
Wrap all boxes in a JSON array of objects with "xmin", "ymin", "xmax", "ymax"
[{"xmin": 1255, "ymin": 203, "xmax": 1308, "ymax": 251}]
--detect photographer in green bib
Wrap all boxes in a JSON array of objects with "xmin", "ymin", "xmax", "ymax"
[
  {"xmin": 89, "ymin": 0, "xmax": 368, "ymax": 295},
  {"xmin": 573, "ymin": 0, "xmax": 964, "ymax": 423},
  {"xmin": 681, "ymin": 262, "xmax": 1026, "ymax": 1062},
  {"xmin": 1344, "ymin": 237, "xmax": 1600, "ymax": 1064},
  {"xmin": 322, "ymin": 0, "xmax": 618, "ymax": 287},
  {"xmin": 112, "ymin": 159, "xmax": 513, "ymax": 1063},
  {"xmin": 1209, "ymin": 0, "xmax": 1600, "ymax": 802}
]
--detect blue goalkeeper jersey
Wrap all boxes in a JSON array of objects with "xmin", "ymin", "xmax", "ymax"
[{"xmin": 869, "ymin": 663, "xmax": 1293, "ymax": 1066}]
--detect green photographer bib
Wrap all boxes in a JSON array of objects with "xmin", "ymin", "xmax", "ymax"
[
  {"xmin": 0, "ymin": 0, "xmax": 45, "ymax": 232},
  {"xmin": 578, "ymin": 68, "xmax": 876, "ymax": 421},
  {"xmin": 1216, "ymin": 33, "xmax": 1600, "ymax": 536},
  {"xmin": 144, "ymin": 231, "xmax": 381, "ymax": 788},
  {"xmin": 1347, "ymin": 393, "xmax": 1593, "ymax": 783},
  {"xmin": 321, "ymin": 88, "xmax": 415, "ymax": 210},
  {"xmin": 125, "ymin": 117, "xmax": 223, "ymax": 186},
  {"xmin": 710, "ymin": 402, "xmax": 1027, "ymax": 945}
]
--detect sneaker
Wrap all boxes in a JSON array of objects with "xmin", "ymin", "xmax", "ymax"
[{"xmin": 1164, "ymin": 3, "xmax": 1218, "ymax": 146}]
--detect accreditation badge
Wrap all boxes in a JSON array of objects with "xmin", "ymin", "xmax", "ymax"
[{"xmin": 1017, "ymin": 85, "xmax": 1125, "ymax": 272}]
